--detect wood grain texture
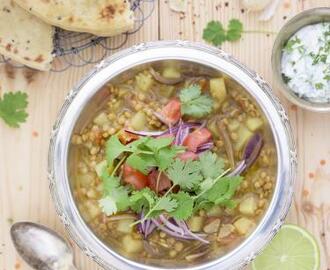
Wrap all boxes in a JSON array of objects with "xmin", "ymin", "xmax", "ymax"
[{"xmin": 1, "ymin": 0, "xmax": 330, "ymax": 269}]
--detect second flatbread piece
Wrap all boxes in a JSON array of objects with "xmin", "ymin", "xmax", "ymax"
[
  {"xmin": 13, "ymin": 0, "xmax": 134, "ymax": 37},
  {"xmin": 0, "ymin": 0, "xmax": 54, "ymax": 71}
]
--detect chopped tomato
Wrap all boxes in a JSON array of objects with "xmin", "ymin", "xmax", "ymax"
[
  {"xmin": 147, "ymin": 170, "xmax": 172, "ymax": 193},
  {"xmin": 160, "ymin": 99, "xmax": 181, "ymax": 125},
  {"xmin": 183, "ymin": 128, "xmax": 212, "ymax": 152},
  {"xmin": 178, "ymin": 151, "xmax": 199, "ymax": 161},
  {"xmin": 118, "ymin": 130, "xmax": 139, "ymax": 145},
  {"xmin": 123, "ymin": 164, "xmax": 148, "ymax": 190}
]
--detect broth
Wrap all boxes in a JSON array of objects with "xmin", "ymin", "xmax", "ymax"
[{"xmin": 69, "ymin": 66, "xmax": 277, "ymax": 267}]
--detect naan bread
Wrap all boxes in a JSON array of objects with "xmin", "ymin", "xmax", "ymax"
[
  {"xmin": 13, "ymin": 0, "xmax": 134, "ymax": 37},
  {"xmin": 0, "ymin": 0, "xmax": 54, "ymax": 71}
]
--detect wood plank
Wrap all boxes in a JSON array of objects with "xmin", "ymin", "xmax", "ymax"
[{"xmin": 1, "ymin": 0, "xmax": 330, "ymax": 269}]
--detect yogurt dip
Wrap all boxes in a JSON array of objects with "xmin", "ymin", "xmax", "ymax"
[{"xmin": 281, "ymin": 22, "xmax": 330, "ymax": 103}]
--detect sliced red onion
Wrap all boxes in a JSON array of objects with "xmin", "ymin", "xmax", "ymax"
[
  {"xmin": 196, "ymin": 142, "xmax": 214, "ymax": 153},
  {"xmin": 125, "ymin": 129, "xmax": 167, "ymax": 137},
  {"xmin": 151, "ymin": 219, "xmax": 196, "ymax": 240},
  {"xmin": 227, "ymin": 160, "xmax": 246, "ymax": 177},
  {"xmin": 243, "ymin": 133, "xmax": 263, "ymax": 169},
  {"xmin": 159, "ymin": 215, "xmax": 185, "ymax": 236},
  {"xmin": 150, "ymin": 218, "xmax": 209, "ymax": 243}
]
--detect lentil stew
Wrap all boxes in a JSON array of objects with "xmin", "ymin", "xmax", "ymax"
[{"xmin": 69, "ymin": 65, "xmax": 277, "ymax": 267}]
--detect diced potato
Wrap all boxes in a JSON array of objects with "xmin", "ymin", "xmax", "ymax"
[
  {"xmin": 234, "ymin": 217, "xmax": 255, "ymax": 235},
  {"xmin": 188, "ymin": 216, "xmax": 204, "ymax": 232},
  {"xmin": 207, "ymin": 205, "xmax": 222, "ymax": 217},
  {"xmin": 93, "ymin": 112, "xmax": 110, "ymax": 126},
  {"xmin": 217, "ymin": 224, "xmax": 236, "ymax": 239},
  {"xmin": 239, "ymin": 196, "xmax": 258, "ymax": 216},
  {"xmin": 130, "ymin": 111, "xmax": 147, "ymax": 131},
  {"xmin": 235, "ymin": 125, "xmax": 253, "ymax": 151},
  {"xmin": 122, "ymin": 235, "xmax": 143, "ymax": 253},
  {"xmin": 135, "ymin": 72, "xmax": 153, "ymax": 92},
  {"xmin": 117, "ymin": 219, "xmax": 135, "ymax": 234},
  {"xmin": 159, "ymin": 85, "xmax": 175, "ymax": 98},
  {"xmin": 210, "ymin": 77, "xmax": 227, "ymax": 109},
  {"xmin": 246, "ymin": 117, "xmax": 264, "ymax": 131},
  {"xmin": 94, "ymin": 160, "xmax": 107, "ymax": 178},
  {"xmin": 162, "ymin": 67, "xmax": 181, "ymax": 79},
  {"xmin": 227, "ymin": 119, "xmax": 240, "ymax": 132},
  {"xmin": 203, "ymin": 219, "xmax": 221, "ymax": 234}
]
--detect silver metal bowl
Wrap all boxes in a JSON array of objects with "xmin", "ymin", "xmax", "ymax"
[
  {"xmin": 48, "ymin": 41, "xmax": 297, "ymax": 270},
  {"xmin": 272, "ymin": 7, "xmax": 330, "ymax": 112}
]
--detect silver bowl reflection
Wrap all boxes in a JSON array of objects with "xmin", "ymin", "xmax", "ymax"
[
  {"xmin": 48, "ymin": 41, "xmax": 297, "ymax": 270},
  {"xmin": 272, "ymin": 7, "xmax": 330, "ymax": 112}
]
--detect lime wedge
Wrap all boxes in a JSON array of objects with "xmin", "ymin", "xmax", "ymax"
[{"xmin": 252, "ymin": 224, "xmax": 320, "ymax": 270}]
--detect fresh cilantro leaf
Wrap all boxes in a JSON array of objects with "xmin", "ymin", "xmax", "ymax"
[
  {"xmin": 226, "ymin": 19, "xmax": 243, "ymax": 41},
  {"xmin": 199, "ymin": 177, "xmax": 214, "ymax": 192},
  {"xmin": 168, "ymin": 192, "xmax": 194, "ymax": 220},
  {"xmin": 126, "ymin": 153, "xmax": 157, "ymax": 175},
  {"xmin": 130, "ymin": 188, "xmax": 156, "ymax": 213},
  {"xmin": 199, "ymin": 151, "xmax": 224, "ymax": 179},
  {"xmin": 155, "ymin": 196, "xmax": 178, "ymax": 211},
  {"xmin": 155, "ymin": 146, "xmax": 184, "ymax": 171},
  {"xmin": 102, "ymin": 174, "xmax": 121, "ymax": 193},
  {"xmin": 99, "ymin": 185, "xmax": 130, "ymax": 215},
  {"xmin": 193, "ymin": 200, "xmax": 214, "ymax": 212},
  {"xmin": 166, "ymin": 159, "xmax": 203, "ymax": 190},
  {"xmin": 106, "ymin": 136, "xmax": 127, "ymax": 165},
  {"xmin": 99, "ymin": 167, "xmax": 131, "ymax": 216},
  {"xmin": 203, "ymin": 21, "xmax": 226, "ymax": 46},
  {"xmin": 324, "ymin": 75, "xmax": 330, "ymax": 81},
  {"xmin": 179, "ymin": 85, "xmax": 213, "ymax": 118},
  {"xmin": 201, "ymin": 176, "xmax": 242, "ymax": 208},
  {"xmin": 145, "ymin": 137, "xmax": 174, "ymax": 151},
  {"xmin": 0, "ymin": 91, "xmax": 28, "ymax": 128},
  {"xmin": 99, "ymin": 196, "xmax": 117, "ymax": 216}
]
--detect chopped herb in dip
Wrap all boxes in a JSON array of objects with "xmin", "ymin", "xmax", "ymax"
[{"xmin": 281, "ymin": 23, "xmax": 330, "ymax": 103}]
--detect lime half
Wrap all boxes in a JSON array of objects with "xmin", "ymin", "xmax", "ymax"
[{"xmin": 252, "ymin": 224, "xmax": 320, "ymax": 270}]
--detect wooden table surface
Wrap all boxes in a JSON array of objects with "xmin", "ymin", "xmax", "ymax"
[{"xmin": 1, "ymin": 1, "xmax": 330, "ymax": 269}]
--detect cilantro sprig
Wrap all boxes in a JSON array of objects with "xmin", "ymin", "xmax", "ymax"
[
  {"xmin": 132, "ymin": 151, "xmax": 241, "ymax": 225},
  {"xmin": 0, "ymin": 91, "xmax": 28, "ymax": 128},
  {"xmin": 179, "ymin": 85, "xmax": 213, "ymax": 118},
  {"xmin": 100, "ymin": 133, "xmax": 243, "ymax": 223},
  {"xmin": 203, "ymin": 19, "xmax": 277, "ymax": 47}
]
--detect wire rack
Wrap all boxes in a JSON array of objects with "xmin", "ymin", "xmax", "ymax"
[{"xmin": 0, "ymin": 0, "xmax": 155, "ymax": 72}]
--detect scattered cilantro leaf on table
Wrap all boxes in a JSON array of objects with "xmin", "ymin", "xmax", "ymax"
[
  {"xmin": 203, "ymin": 19, "xmax": 275, "ymax": 47},
  {"xmin": 0, "ymin": 91, "xmax": 28, "ymax": 128},
  {"xmin": 226, "ymin": 19, "xmax": 243, "ymax": 41},
  {"xmin": 179, "ymin": 85, "xmax": 213, "ymax": 118},
  {"xmin": 202, "ymin": 21, "xmax": 227, "ymax": 46}
]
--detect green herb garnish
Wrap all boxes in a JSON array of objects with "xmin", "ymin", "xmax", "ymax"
[
  {"xmin": 315, "ymin": 83, "xmax": 324, "ymax": 90},
  {"xmin": 0, "ymin": 91, "xmax": 28, "ymax": 128},
  {"xmin": 284, "ymin": 36, "xmax": 301, "ymax": 53},
  {"xmin": 179, "ymin": 85, "xmax": 213, "ymax": 118},
  {"xmin": 203, "ymin": 19, "xmax": 276, "ymax": 47},
  {"xmin": 100, "ymin": 134, "xmax": 243, "ymax": 222}
]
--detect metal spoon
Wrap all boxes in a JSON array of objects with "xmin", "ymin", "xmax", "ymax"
[{"xmin": 11, "ymin": 222, "xmax": 77, "ymax": 270}]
